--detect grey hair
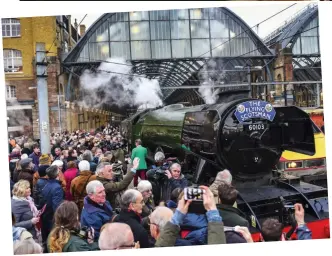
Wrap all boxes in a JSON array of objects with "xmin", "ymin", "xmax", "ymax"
[
  {"xmin": 137, "ymin": 180, "xmax": 152, "ymax": 193},
  {"xmin": 154, "ymin": 152, "xmax": 165, "ymax": 162},
  {"xmin": 86, "ymin": 180, "xmax": 104, "ymax": 195},
  {"xmin": 82, "ymin": 150, "xmax": 93, "ymax": 162},
  {"xmin": 121, "ymin": 189, "xmax": 141, "ymax": 210},
  {"xmin": 99, "ymin": 223, "xmax": 133, "ymax": 250},
  {"xmin": 46, "ymin": 165, "xmax": 59, "ymax": 180},
  {"xmin": 13, "ymin": 238, "xmax": 43, "ymax": 254},
  {"xmin": 78, "ymin": 160, "xmax": 90, "ymax": 171},
  {"xmin": 170, "ymin": 163, "xmax": 181, "ymax": 172},
  {"xmin": 216, "ymin": 169, "xmax": 232, "ymax": 184},
  {"xmin": 150, "ymin": 206, "xmax": 173, "ymax": 230},
  {"xmin": 95, "ymin": 162, "xmax": 111, "ymax": 176}
]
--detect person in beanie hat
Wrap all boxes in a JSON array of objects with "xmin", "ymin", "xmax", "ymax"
[
  {"xmin": 33, "ymin": 154, "xmax": 52, "ymax": 186},
  {"xmin": 33, "ymin": 155, "xmax": 66, "ymax": 192},
  {"xmin": 39, "ymin": 154, "xmax": 52, "ymax": 166}
]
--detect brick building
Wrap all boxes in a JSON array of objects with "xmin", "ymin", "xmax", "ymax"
[{"xmin": 2, "ymin": 15, "xmax": 118, "ymax": 139}]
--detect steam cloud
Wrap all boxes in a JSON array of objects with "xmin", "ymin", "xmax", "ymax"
[
  {"xmin": 79, "ymin": 58, "xmax": 164, "ymax": 110},
  {"xmin": 198, "ymin": 59, "xmax": 226, "ymax": 104},
  {"xmin": 7, "ymin": 99, "xmax": 32, "ymax": 138}
]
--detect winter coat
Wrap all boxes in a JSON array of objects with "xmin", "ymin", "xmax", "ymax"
[
  {"xmin": 11, "ymin": 198, "xmax": 37, "ymax": 238},
  {"xmin": 70, "ymin": 171, "xmax": 96, "ymax": 215},
  {"xmin": 96, "ymin": 171, "xmax": 134, "ymax": 208},
  {"xmin": 47, "ymin": 233, "xmax": 99, "ymax": 252},
  {"xmin": 155, "ymin": 217, "xmax": 226, "ymax": 247},
  {"xmin": 12, "ymin": 226, "xmax": 33, "ymax": 242},
  {"xmin": 29, "ymin": 153, "xmax": 41, "ymax": 167},
  {"xmin": 131, "ymin": 145, "xmax": 148, "ymax": 170},
  {"xmin": 181, "ymin": 213, "xmax": 208, "ymax": 245},
  {"xmin": 34, "ymin": 178, "xmax": 64, "ymax": 243},
  {"xmin": 10, "ymin": 179, "xmax": 14, "ymax": 197},
  {"xmin": 113, "ymin": 209, "xmax": 151, "ymax": 248},
  {"xmin": 18, "ymin": 168, "xmax": 35, "ymax": 191},
  {"xmin": 64, "ymin": 168, "xmax": 78, "ymax": 201},
  {"xmin": 217, "ymin": 204, "xmax": 249, "ymax": 227},
  {"xmin": 169, "ymin": 175, "xmax": 188, "ymax": 192},
  {"xmin": 296, "ymin": 224, "xmax": 312, "ymax": 240},
  {"xmin": 33, "ymin": 169, "xmax": 67, "ymax": 192},
  {"xmin": 80, "ymin": 196, "xmax": 113, "ymax": 241}
]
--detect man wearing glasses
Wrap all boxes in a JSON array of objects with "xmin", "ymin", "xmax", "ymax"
[{"xmin": 112, "ymin": 189, "xmax": 151, "ymax": 248}]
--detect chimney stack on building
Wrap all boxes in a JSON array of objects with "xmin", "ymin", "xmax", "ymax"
[{"xmin": 80, "ymin": 25, "xmax": 86, "ymax": 36}]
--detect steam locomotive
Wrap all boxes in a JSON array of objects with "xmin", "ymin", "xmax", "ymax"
[{"xmin": 120, "ymin": 90, "xmax": 329, "ymax": 240}]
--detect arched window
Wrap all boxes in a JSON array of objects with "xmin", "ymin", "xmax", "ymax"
[
  {"xmin": 1, "ymin": 18, "xmax": 21, "ymax": 37},
  {"xmin": 3, "ymin": 49, "xmax": 23, "ymax": 73},
  {"xmin": 6, "ymin": 85, "xmax": 16, "ymax": 99}
]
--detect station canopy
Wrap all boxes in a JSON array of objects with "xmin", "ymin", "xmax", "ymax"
[
  {"xmin": 63, "ymin": 8, "xmax": 274, "ymax": 105},
  {"xmin": 264, "ymin": 4, "xmax": 320, "ymax": 82}
]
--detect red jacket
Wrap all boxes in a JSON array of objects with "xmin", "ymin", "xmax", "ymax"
[{"xmin": 64, "ymin": 168, "xmax": 78, "ymax": 201}]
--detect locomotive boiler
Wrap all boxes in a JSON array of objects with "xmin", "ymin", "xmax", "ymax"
[{"xmin": 121, "ymin": 92, "xmax": 329, "ymax": 240}]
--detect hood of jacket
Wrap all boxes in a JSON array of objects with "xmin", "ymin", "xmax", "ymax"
[
  {"xmin": 11, "ymin": 198, "xmax": 30, "ymax": 215},
  {"xmin": 12, "ymin": 226, "xmax": 29, "ymax": 241},
  {"xmin": 182, "ymin": 213, "xmax": 208, "ymax": 229}
]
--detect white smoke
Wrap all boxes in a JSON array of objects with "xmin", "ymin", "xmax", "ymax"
[
  {"xmin": 79, "ymin": 57, "xmax": 164, "ymax": 109},
  {"xmin": 6, "ymin": 99, "xmax": 32, "ymax": 138},
  {"xmin": 198, "ymin": 60, "xmax": 227, "ymax": 104}
]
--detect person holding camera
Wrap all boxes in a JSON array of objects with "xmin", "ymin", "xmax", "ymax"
[
  {"xmin": 154, "ymin": 186, "xmax": 226, "ymax": 247},
  {"xmin": 47, "ymin": 201, "xmax": 99, "ymax": 252},
  {"xmin": 260, "ymin": 203, "xmax": 312, "ymax": 241},
  {"xmin": 95, "ymin": 158, "xmax": 139, "ymax": 208}
]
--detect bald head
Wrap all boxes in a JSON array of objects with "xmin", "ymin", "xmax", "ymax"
[{"xmin": 99, "ymin": 223, "xmax": 134, "ymax": 250}]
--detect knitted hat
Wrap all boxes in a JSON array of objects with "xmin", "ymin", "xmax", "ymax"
[{"xmin": 39, "ymin": 154, "xmax": 51, "ymax": 165}]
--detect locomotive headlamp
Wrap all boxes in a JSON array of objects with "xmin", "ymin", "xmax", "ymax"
[{"xmin": 286, "ymin": 161, "xmax": 303, "ymax": 169}]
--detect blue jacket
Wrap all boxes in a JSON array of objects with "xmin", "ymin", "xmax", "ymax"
[
  {"xmin": 35, "ymin": 178, "xmax": 64, "ymax": 212},
  {"xmin": 182, "ymin": 213, "xmax": 208, "ymax": 245},
  {"xmin": 166, "ymin": 200, "xmax": 208, "ymax": 245},
  {"xmin": 80, "ymin": 196, "xmax": 113, "ymax": 240},
  {"xmin": 34, "ymin": 178, "xmax": 64, "ymax": 242},
  {"xmin": 169, "ymin": 176, "xmax": 188, "ymax": 192},
  {"xmin": 296, "ymin": 224, "xmax": 312, "ymax": 240}
]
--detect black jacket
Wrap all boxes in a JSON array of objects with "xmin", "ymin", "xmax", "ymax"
[
  {"xmin": 217, "ymin": 204, "xmax": 249, "ymax": 227},
  {"xmin": 113, "ymin": 210, "xmax": 151, "ymax": 248}
]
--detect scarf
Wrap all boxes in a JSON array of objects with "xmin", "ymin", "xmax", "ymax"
[{"xmin": 12, "ymin": 196, "xmax": 39, "ymax": 217}]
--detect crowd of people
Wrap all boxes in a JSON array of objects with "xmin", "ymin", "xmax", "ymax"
[{"xmin": 8, "ymin": 124, "xmax": 313, "ymax": 254}]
